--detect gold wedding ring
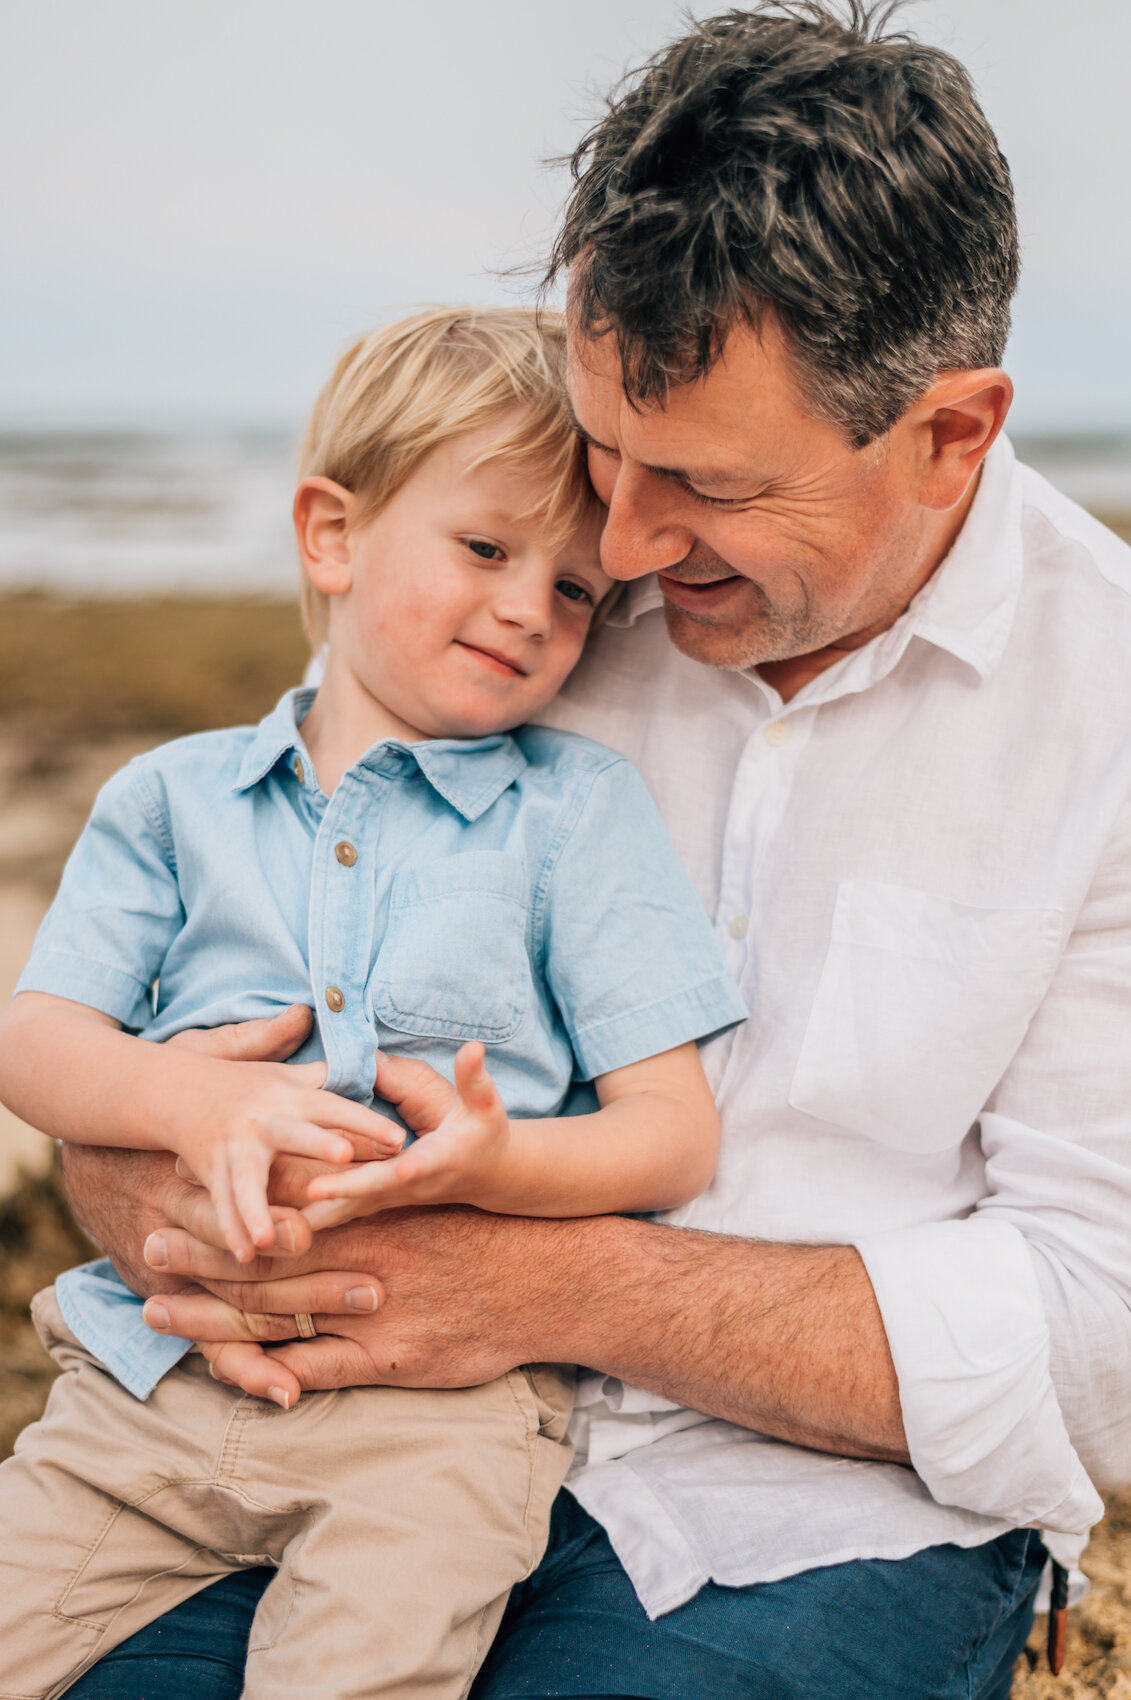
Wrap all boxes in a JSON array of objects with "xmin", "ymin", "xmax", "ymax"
[{"xmin": 294, "ymin": 1312, "xmax": 317, "ymax": 1339}]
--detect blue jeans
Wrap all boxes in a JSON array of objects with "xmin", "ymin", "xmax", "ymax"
[{"xmin": 66, "ymin": 1495, "xmax": 1044, "ymax": 1699}]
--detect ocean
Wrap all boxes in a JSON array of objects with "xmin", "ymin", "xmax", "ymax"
[{"xmin": 1, "ymin": 428, "xmax": 1129, "ymax": 597}]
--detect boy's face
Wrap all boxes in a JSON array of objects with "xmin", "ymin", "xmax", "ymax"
[{"xmin": 323, "ymin": 423, "xmax": 610, "ymax": 741}]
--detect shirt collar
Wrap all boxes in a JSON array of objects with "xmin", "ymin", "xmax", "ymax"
[{"xmin": 233, "ymin": 687, "xmax": 529, "ymax": 822}]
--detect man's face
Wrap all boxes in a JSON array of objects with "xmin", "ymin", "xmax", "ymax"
[{"xmin": 566, "ymin": 316, "xmax": 947, "ymax": 673}]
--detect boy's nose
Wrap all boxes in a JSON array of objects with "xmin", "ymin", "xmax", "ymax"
[{"xmin": 495, "ymin": 576, "xmax": 554, "ymax": 639}]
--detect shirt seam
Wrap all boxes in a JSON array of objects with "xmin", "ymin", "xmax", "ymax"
[
  {"xmin": 530, "ymin": 754, "xmax": 629, "ymax": 977},
  {"xmin": 130, "ymin": 761, "xmax": 179, "ymax": 876}
]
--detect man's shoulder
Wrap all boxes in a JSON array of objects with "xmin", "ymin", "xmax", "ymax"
[{"xmin": 1018, "ymin": 462, "xmax": 1131, "ymax": 607}]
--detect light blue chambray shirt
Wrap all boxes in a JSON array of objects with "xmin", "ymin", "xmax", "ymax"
[{"xmin": 18, "ymin": 687, "xmax": 746, "ymax": 1398}]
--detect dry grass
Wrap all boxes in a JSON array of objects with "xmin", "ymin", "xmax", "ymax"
[{"xmin": 0, "ymin": 593, "xmax": 309, "ymax": 740}]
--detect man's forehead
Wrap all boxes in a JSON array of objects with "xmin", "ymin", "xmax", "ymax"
[{"xmin": 565, "ymin": 322, "xmax": 799, "ymax": 481}]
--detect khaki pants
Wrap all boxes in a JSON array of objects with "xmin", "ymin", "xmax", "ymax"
[{"xmin": 0, "ymin": 1288, "xmax": 574, "ymax": 1700}]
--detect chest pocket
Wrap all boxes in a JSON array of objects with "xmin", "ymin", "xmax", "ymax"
[
  {"xmin": 372, "ymin": 852, "xmax": 532, "ymax": 1043},
  {"xmin": 788, "ymin": 880, "xmax": 1063, "ymax": 1152}
]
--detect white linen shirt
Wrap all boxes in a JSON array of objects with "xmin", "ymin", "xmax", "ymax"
[{"xmin": 530, "ymin": 437, "xmax": 1131, "ymax": 1618}]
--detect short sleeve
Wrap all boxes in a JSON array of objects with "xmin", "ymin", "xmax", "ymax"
[
  {"xmin": 541, "ymin": 758, "xmax": 746, "ymax": 1079},
  {"xmin": 15, "ymin": 760, "xmax": 184, "ymax": 1031}
]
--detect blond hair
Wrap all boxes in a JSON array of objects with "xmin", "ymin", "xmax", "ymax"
[{"xmin": 297, "ymin": 305, "xmax": 594, "ymax": 647}]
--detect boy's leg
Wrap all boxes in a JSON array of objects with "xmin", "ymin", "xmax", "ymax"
[
  {"xmin": 0, "ymin": 1288, "xmax": 281, "ymax": 1700},
  {"xmin": 240, "ymin": 1365, "xmax": 574, "ymax": 1700}
]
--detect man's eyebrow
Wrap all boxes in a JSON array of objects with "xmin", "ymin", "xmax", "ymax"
[{"xmin": 573, "ymin": 419, "xmax": 753, "ymax": 491}]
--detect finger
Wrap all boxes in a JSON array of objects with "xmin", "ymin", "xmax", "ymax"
[
  {"xmin": 306, "ymin": 1155, "xmax": 411, "ymax": 1202},
  {"xmin": 304, "ymin": 1095, "xmax": 405, "ymax": 1154},
  {"xmin": 146, "ymin": 1224, "xmax": 302, "ymax": 1283},
  {"xmin": 262, "ymin": 1336, "xmax": 383, "ymax": 1392},
  {"xmin": 163, "ymin": 1177, "xmax": 312, "ymax": 1258},
  {"xmin": 142, "ymin": 1292, "xmax": 361, "ymax": 1343},
  {"xmin": 265, "ymin": 1118, "xmax": 355, "ymax": 1166},
  {"xmin": 301, "ymin": 1197, "xmax": 368, "ymax": 1231},
  {"xmin": 174, "ymin": 1155, "xmax": 203, "ymax": 1187},
  {"xmin": 201, "ymin": 1341, "xmax": 301, "ymax": 1409},
  {"xmin": 263, "ymin": 1154, "xmax": 338, "ymax": 1213},
  {"xmin": 227, "ymin": 1142, "xmax": 278, "ymax": 1251},
  {"xmin": 166, "ymin": 1004, "xmax": 315, "ymax": 1063},
  {"xmin": 208, "ymin": 1148, "xmax": 257, "ymax": 1264},
  {"xmin": 196, "ymin": 1271, "xmax": 384, "ymax": 1317},
  {"xmin": 453, "ymin": 1041, "xmax": 498, "ymax": 1115},
  {"xmin": 373, "ymin": 1052, "xmax": 457, "ymax": 1132}
]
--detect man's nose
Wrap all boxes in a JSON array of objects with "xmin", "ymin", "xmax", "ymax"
[{"xmin": 600, "ymin": 465, "xmax": 697, "ymax": 582}]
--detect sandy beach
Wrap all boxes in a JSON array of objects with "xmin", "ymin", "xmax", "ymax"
[{"xmin": 2, "ymin": 588, "xmax": 1131, "ymax": 1694}]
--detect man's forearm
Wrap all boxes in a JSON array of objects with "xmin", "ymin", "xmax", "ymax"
[{"xmin": 536, "ymin": 1216, "xmax": 909, "ymax": 1462}]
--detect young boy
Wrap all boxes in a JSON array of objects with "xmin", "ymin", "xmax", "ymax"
[{"xmin": 0, "ymin": 307, "xmax": 745, "ymax": 1700}]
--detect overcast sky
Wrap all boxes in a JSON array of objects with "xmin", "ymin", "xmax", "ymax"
[{"xmin": 2, "ymin": 0, "xmax": 1128, "ymax": 434}]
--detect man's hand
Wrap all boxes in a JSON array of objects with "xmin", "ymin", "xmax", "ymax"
[{"xmin": 139, "ymin": 1205, "xmax": 909, "ymax": 1463}]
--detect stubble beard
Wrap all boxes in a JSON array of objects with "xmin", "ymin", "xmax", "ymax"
[{"xmin": 659, "ymin": 544, "xmax": 837, "ymax": 673}]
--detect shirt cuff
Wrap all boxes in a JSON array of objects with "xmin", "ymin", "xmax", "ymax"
[
  {"xmin": 15, "ymin": 949, "xmax": 154, "ymax": 1032},
  {"xmin": 855, "ymin": 1217, "xmax": 1104, "ymax": 1563},
  {"xmin": 569, "ymin": 974, "xmax": 747, "ymax": 1081}
]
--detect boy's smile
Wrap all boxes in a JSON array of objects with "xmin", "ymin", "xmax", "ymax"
[{"xmin": 294, "ymin": 419, "xmax": 609, "ymax": 790}]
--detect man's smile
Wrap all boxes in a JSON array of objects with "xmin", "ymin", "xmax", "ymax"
[{"xmin": 656, "ymin": 571, "xmax": 747, "ymax": 613}]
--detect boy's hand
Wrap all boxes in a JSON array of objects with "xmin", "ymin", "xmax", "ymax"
[
  {"xmin": 173, "ymin": 1058, "xmax": 406, "ymax": 1262},
  {"xmin": 304, "ymin": 1043, "xmax": 509, "ymax": 1220}
]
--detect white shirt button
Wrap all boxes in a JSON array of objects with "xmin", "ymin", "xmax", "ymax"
[
  {"xmin": 763, "ymin": 721, "xmax": 789, "ymax": 747},
  {"xmin": 729, "ymin": 914, "xmax": 750, "ymax": 940}
]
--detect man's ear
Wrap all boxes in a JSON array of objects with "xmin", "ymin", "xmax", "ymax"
[
  {"xmin": 905, "ymin": 369, "xmax": 1014, "ymax": 512},
  {"xmin": 293, "ymin": 478, "xmax": 357, "ymax": 595}
]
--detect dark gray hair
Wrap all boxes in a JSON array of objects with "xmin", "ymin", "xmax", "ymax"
[{"xmin": 547, "ymin": 2, "xmax": 1019, "ymax": 446}]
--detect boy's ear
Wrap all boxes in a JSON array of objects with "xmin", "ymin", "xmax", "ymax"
[{"xmin": 294, "ymin": 478, "xmax": 357, "ymax": 595}]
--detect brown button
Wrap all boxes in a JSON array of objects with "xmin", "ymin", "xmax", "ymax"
[
  {"xmin": 324, "ymin": 985, "xmax": 345, "ymax": 1013},
  {"xmin": 293, "ymin": 757, "xmax": 305, "ymax": 784},
  {"xmin": 335, "ymin": 841, "xmax": 358, "ymax": 867}
]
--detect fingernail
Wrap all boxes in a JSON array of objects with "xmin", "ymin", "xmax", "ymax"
[
  {"xmin": 275, "ymin": 1221, "xmax": 296, "ymax": 1253},
  {"xmin": 268, "ymin": 1386, "xmax": 291, "ymax": 1410},
  {"xmin": 144, "ymin": 1233, "xmax": 169, "ymax": 1269},
  {"xmin": 145, "ymin": 1302, "xmax": 170, "ymax": 1331},
  {"xmin": 346, "ymin": 1286, "xmax": 378, "ymax": 1312}
]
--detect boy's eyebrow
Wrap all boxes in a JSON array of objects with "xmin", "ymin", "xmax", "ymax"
[{"xmin": 571, "ymin": 416, "xmax": 755, "ymax": 492}]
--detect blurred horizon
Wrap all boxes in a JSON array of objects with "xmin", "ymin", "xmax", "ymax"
[{"xmin": 3, "ymin": 0, "xmax": 1130, "ymax": 440}]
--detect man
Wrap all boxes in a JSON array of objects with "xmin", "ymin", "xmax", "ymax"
[{"xmin": 57, "ymin": 5, "xmax": 1131, "ymax": 1697}]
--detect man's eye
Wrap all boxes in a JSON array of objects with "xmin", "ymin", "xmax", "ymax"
[
  {"xmin": 467, "ymin": 538, "xmax": 504, "ymax": 561},
  {"xmin": 556, "ymin": 578, "xmax": 593, "ymax": 605}
]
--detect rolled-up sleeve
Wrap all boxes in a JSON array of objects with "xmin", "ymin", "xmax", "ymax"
[
  {"xmin": 15, "ymin": 760, "xmax": 183, "ymax": 1031},
  {"xmin": 856, "ymin": 788, "xmax": 1131, "ymax": 1559},
  {"xmin": 540, "ymin": 757, "xmax": 747, "ymax": 1081}
]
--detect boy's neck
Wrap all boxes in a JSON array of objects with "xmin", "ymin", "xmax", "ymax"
[{"xmin": 300, "ymin": 656, "xmax": 426, "ymax": 796}]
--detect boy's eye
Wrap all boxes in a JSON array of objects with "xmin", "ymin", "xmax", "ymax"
[
  {"xmin": 466, "ymin": 538, "xmax": 504, "ymax": 562},
  {"xmin": 555, "ymin": 578, "xmax": 594, "ymax": 606}
]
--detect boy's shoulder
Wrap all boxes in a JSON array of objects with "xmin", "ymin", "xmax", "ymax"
[
  {"xmin": 511, "ymin": 722, "xmax": 629, "ymax": 782},
  {"xmin": 118, "ymin": 723, "xmax": 264, "ymax": 798}
]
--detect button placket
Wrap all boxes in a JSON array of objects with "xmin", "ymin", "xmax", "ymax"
[{"xmin": 308, "ymin": 774, "xmax": 379, "ymax": 1098}]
